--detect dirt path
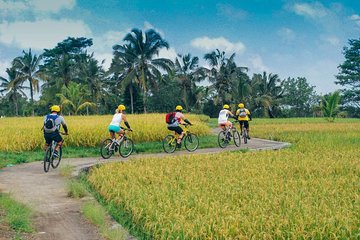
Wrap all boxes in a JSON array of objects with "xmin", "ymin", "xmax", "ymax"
[{"xmin": 0, "ymin": 137, "xmax": 290, "ymax": 240}]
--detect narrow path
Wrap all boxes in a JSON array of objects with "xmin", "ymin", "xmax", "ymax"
[{"xmin": 0, "ymin": 137, "xmax": 290, "ymax": 240}]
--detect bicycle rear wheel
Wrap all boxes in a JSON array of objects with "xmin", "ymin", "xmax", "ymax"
[
  {"xmin": 233, "ymin": 130, "xmax": 241, "ymax": 147},
  {"xmin": 100, "ymin": 139, "xmax": 114, "ymax": 159},
  {"xmin": 243, "ymin": 130, "xmax": 248, "ymax": 144},
  {"xmin": 218, "ymin": 131, "xmax": 228, "ymax": 148},
  {"xmin": 51, "ymin": 146, "xmax": 62, "ymax": 168},
  {"xmin": 43, "ymin": 147, "xmax": 51, "ymax": 173},
  {"xmin": 184, "ymin": 133, "xmax": 199, "ymax": 152},
  {"xmin": 162, "ymin": 134, "xmax": 176, "ymax": 153},
  {"xmin": 119, "ymin": 138, "xmax": 134, "ymax": 158}
]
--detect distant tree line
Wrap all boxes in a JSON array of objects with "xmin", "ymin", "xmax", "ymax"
[{"xmin": 0, "ymin": 29, "xmax": 359, "ymax": 118}]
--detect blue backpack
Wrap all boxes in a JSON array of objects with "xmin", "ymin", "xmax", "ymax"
[{"xmin": 44, "ymin": 114, "xmax": 59, "ymax": 132}]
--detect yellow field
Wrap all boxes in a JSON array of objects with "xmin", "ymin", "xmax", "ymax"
[
  {"xmin": 88, "ymin": 119, "xmax": 360, "ymax": 239},
  {"xmin": 0, "ymin": 114, "xmax": 210, "ymax": 152}
]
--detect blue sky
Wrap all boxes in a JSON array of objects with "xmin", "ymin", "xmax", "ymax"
[{"xmin": 0, "ymin": 0, "xmax": 359, "ymax": 94}]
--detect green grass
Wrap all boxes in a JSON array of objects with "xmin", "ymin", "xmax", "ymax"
[
  {"xmin": 0, "ymin": 193, "xmax": 33, "ymax": 233},
  {"xmin": 66, "ymin": 179, "xmax": 88, "ymax": 198},
  {"xmin": 59, "ymin": 164, "xmax": 75, "ymax": 178}
]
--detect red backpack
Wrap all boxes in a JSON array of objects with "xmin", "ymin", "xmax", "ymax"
[{"xmin": 165, "ymin": 112, "xmax": 176, "ymax": 124}]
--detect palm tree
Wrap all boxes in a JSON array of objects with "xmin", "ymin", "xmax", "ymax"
[
  {"xmin": 250, "ymin": 72, "xmax": 284, "ymax": 117},
  {"xmin": 13, "ymin": 49, "xmax": 42, "ymax": 113},
  {"xmin": 322, "ymin": 90, "xmax": 341, "ymax": 121},
  {"xmin": 111, "ymin": 28, "xmax": 173, "ymax": 113},
  {"xmin": 0, "ymin": 67, "xmax": 29, "ymax": 115},
  {"xmin": 174, "ymin": 53, "xmax": 200, "ymax": 110}
]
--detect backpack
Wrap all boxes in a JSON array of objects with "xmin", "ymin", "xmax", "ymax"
[
  {"xmin": 44, "ymin": 114, "xmax": 59, "ymax": 132},
  {"xmin": 165, "ymin": 112, "xmax": 177, "ymax": 124},
  {"xmin": 238, "ymin": 109, "xmax": 247, "ymax": 118}
]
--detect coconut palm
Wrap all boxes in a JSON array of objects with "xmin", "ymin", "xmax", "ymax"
[
  {"xmin": 111, "ymin": 28, "xmax": 174, "ymax": 113},
  {"xmin": 322, "ymin": 90, "xmax": 341, "ymax": 121},
  {"xmin": 174, "ymin": 53, "xmax": 200, "ymax": 110},
  {"xmin": 0, "ymin": 67, "xmax": 29, "ymax": 115}
]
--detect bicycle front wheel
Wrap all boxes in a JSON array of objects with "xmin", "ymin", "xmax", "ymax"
[
  {"xmin": 119, "ymin": 138, "xmax": 134, "ymax": 158},
  {"xmin": 218, "ymin": 131, "xmax": 228, "ymax": 148},
  {"xmin": 162, "ymin": 134, "xmax": 176, "ymax": 153},
  {"xmin": 51, "ymin": 146, "xmax": 62, "ymax": 168},
  {"xmin": 100, "ymin": 139, "xmax": 114, "ymax": 159},
  {"xmin": 233, "ymin": 130, "xmax": 241, "ymax": 147},
  {"xmin": 43, "ymin": 147, "xmax": 51, "ymax": 173},
  {"xmin": 184, "ymin": 133, "xmax": 199, "ymax": 152}
]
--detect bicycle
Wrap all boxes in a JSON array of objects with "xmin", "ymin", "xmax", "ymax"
[
  {"xmin": 100, "ymin": 128, "xmax": 134, "ymax": 159},
  {"xmin": 43, "ymin": 132, "xmax": 67, "ymax": 173},
  {"xmin": 218, "ymin": 122, "xmax": 241, "ymax": 148},
  {"xmin": 238, "ymin": 121, "xmax": 250, "ymax": 144},
  {"xmin": 162, "ymin": 124, "xmax": 199, "ymax": 153}
]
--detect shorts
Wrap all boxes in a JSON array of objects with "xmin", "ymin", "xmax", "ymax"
[
  {"xmin": 108, "ymin": 125, "xmax": 121, "ymax": 133},
  {"xmin": 167, "ymin": 126, "xmax": 183, "ymax": 134},
  {"xmin": 238, "ymin": 120, "xmax": 249, "ymax": 129},
  {"xmin": 44, "ymin": 131, "xmax": 63, "ymax": 145}
]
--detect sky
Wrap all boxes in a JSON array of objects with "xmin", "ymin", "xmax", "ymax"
[{"xmin": 0, "ymin": 0, "xmax": 359, "ymax": 95}]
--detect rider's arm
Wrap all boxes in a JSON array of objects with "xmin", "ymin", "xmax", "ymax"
[
  {"xmin": 184, "ymin": 118, "xmax": 192, "ymax": 125},
  {"xmin": 60, "ymin": 116, "xmax": 68, "ymax": 134},
  {"xmin": 122, "ymin": 114, "xmax": 132, "ymax": 130}
]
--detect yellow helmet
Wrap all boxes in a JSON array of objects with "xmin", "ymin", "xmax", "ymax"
[
  {"xmin": 175, "ymin": 105, "xmax": 183, "ymax": 111},
  {"xmin": 223, "ymin": 104, "xmax": 230, "ymax": 109},
  {"xmin": 238, "ymin": 103, "xmax": 244, "ymax": 108},
  {"xmin": 118, "ymin": 104, "xmax": 126, "ymax": 111},
  {"xmin": 50, "ymin": 105, "xmax": 60, "ymax": 112}
]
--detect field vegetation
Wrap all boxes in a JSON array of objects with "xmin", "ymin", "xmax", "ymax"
[{"xmin": 88, "ymin": 118, "xmax": 360, "ymax": 239}]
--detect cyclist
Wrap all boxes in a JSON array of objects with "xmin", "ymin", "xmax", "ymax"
[
  {"xmin": 235, "ymin": 103, "xmax": 252, "ymax": 139},
  {"xmin": 108, "ymin": 104, "xmax": 132, "ymax": 141},
  {"xmin": 42, "ymin": 105, "xmax": 68, "ymax": 157},
  {"xmin": 167, "ymin": 105, "xmax": 192, "ymax": 148},
  {"xmin": 218, "ymin": 104, "xmax": 235, "ymax": 130}
]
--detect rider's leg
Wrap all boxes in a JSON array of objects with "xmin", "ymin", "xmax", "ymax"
[
  {"xmin": 116, "ymin": 129, "xmax": 125, "ymax": 141},
  {"xmin": 245, "ymin": 121, "xmax": 250, "ymax": 139},
  {"xmin": 239, "ymin": 121, "xmax": 243, "ymax": 135},
  {"xmin": 55, "ymin": 140, "xmax": 63, "ymax": 152},
  {"xmin": 110, "ymin": 130, "xmax": 115, "ymax": 139}
]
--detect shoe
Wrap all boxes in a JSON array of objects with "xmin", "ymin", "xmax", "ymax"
[
  {"xmin": 176, "ymin": 143, "xmax": 181, "ymax": 148},
  {"xmin": 53, "ymin": 150, "xmax": 59, "ymax": 158},
  {"xmin": 247, "ymin": 136, "xmax": 251, "ymax": 139}
]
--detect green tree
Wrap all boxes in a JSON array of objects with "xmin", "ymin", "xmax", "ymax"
[
  {"xmin": 0, "ymin": 67, "xmax": 29, "ymax": 116},
  {"xmin": 336, "ymin": 38, "xmax": 360, "ymax": 117},
  {"xmin": 111, "ymin": 28, "xmax": 173, "ymax": 113},
  {"xmin": 282, "ymin": 77, "xmax": 318, "ymax": 117},
  {"xmin": 13, "ymin": 49, "xmax": 42, "ymax": 114},
  {"xmin": 322, "ymin": 90, "xmax": 341, "ymax": 121}
]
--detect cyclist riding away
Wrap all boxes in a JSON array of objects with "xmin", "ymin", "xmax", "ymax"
[
  {"xmin": 108, "ymin": 104, "xmax": 132, "ymax": 141},
  {"xmin": 236, "ymin": 103, "xmax": 252, "ymax": 139},
  {"xmin": 218, "ymin": 104, "xmax": 235, "ymax": 130},
  {"xmin": 167, "ymin": 105, "xmax": 192, "ymax": 148},
  {"xmin": 42, "ymin": 105, "xmax": 68, "ymax": 158}
]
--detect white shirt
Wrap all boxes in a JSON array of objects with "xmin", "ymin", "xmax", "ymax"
[
  {"xmin": 110, "ymin": 113, "xmax": 122, "ymax": 126},
  {"xmin": 218, "ymin": 109, "xmax": 230, "ymax": 124}
]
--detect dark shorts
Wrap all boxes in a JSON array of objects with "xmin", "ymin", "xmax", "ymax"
[
  {"xmin": 239, "ymin": 120, "xmax": 249, "ymax": 129},
  {"xmin": 167, "ymin": 126, "xmax": 183, "ymax": 134},
  {"xmin": 44, "ymin": 131, "xmax": 63, "ymax": 145}
]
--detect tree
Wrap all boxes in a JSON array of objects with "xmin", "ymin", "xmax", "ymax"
[
  {"xmin": 250, "ymin": 72, "xmax": 284, "ymax": 117},
  {"xmin": 322, "ymin": 90, "xmax": 341, "ymax": 121},
  {"xmin": 0, "ymin": 67, "xmax": 29, "ymax": 116},
  {"xmin": 282, "ymin": 77, "xmax": 318, "ymax": 117},
  {"xmin": 111, "ymin": 28, "xmax": 173, "ymax": 113},
  {"xmin": 336, "ymin": 38, "xmax": 360, "ymax": 117},
  {"xmin": 13, "ymin": 49, "xmax": 42, "ymax": 114}
]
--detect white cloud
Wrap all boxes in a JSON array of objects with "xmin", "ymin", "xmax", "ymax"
[
  {"xmin": 323, "ymin": 36, "xmax": 340, "ymax": 46},
  {"xmin": 0, "ymin": 59, "xmax": 11, "ymax": 79},
  {"xmin": 350, "ymin": 14, "xmax": 360, "ymax": 27},
  {"xmin": 217, "ymin": 3, "xmax": 247, "ymax": 20},
  {"xmin": 191, "ymin": 36, "xmax": 246, "ymax": 54},
  {"xmin": 291, "ymin": 2, "xmax": 328, "ymax": 18},
  {"xmin": 158, "ymin": 47, "xmax": 177, "ymax": 61},
  {"xmin": 0, "ymin": 0, "xmax": 74, "ymax": 15},
  {"xmin": 0, "ymin": 19, "xmax": 91, "ymax": 50},
  {"xmin": 277, "ymin": 27, "xmax": 295, "ymax": 42},
  {"xmin": 249, "ymin": 55, "xmax": 270, "ymax": 73},
  {"xmin": 143, "ymin": 21, "xmax": 165, "ymax": 37}
]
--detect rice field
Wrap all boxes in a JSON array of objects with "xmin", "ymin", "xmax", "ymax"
[
  {"xmin": 0, "ymin": 114, "xmax": 210, "ymax": 152},
  {"xmin": 88, "ymin": 118, "xmax": 360, "ymax": 239}
]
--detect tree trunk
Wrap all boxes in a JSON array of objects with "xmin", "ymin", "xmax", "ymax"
[
  {"xmin": 29, "ymin": 79, "xmax": 34, "ymax": 116},
  {"xmin": 129, "ymin": 84, "xmax": 134, "ymax": 114}
]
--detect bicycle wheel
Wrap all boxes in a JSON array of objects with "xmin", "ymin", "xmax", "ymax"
[
  {"xmin": 184, "ymin": 133, "xmax": 199, "ymax": 152},
  {"xmin": 119, "ymin": 138, "xmax": 134, "ymax": 158},
  {"xmin": 243, "ymin": 130, "xmax": 248, "ymax": 144},
  {"xmin": 162, "ymin": 134, "xmax": 176, "ymax": 153},
  {"xmin": 100, "ymin": 139, "xmax": 114, "ymax": 159},
  {"xmin": 43, "ymin": 147, "xmax": 51, "ymax": 173},
  {"xmin": 218, "ymin": 131, "xmax": 228, "ymax": 148},
  {"xmin": 233, "ymin": 130, "xmax": 241, "ymax": 147},
  {"xmin": 51, "ymin": 146, "xmax": 62, "ymax": 169}
]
